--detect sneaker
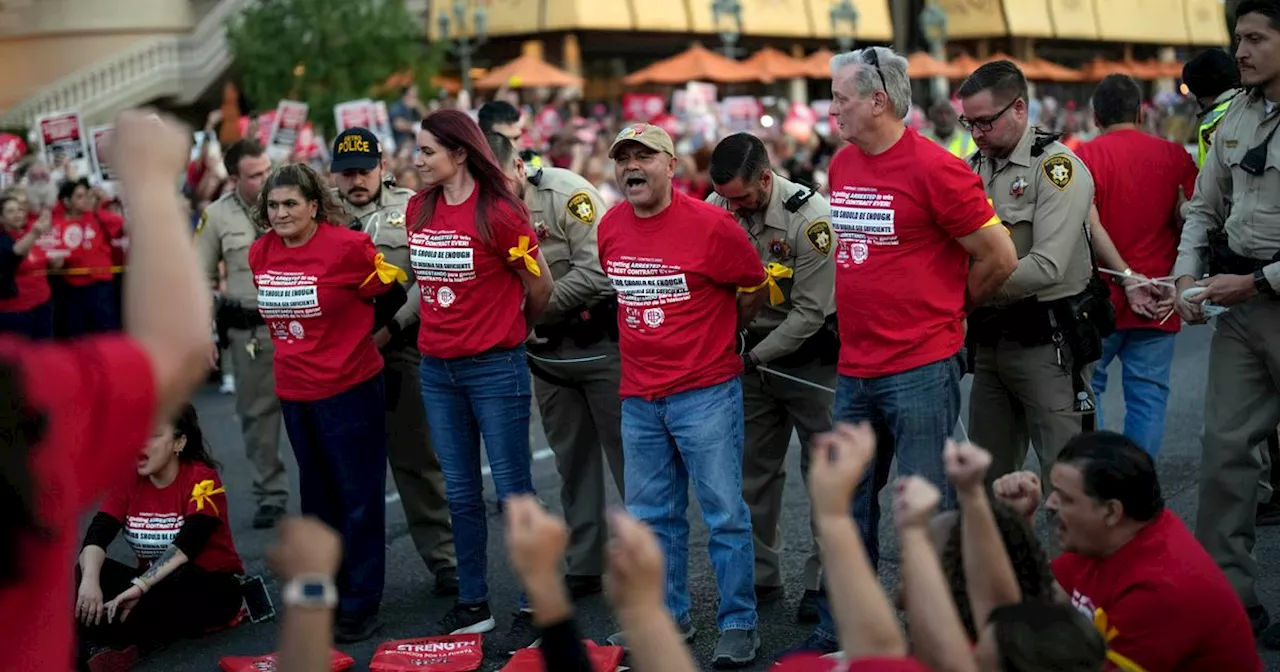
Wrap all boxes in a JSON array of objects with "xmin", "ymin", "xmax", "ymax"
[
  {"xmin": 773, "ymin": 632, "xmax": 840, "ymax": 662},
  {"xmin": 796, "ymin": 589, "xmax": 821, "ymax": 624},
  {"xmin": 606, "ymin": 620, "xmax": 695, "ymax": 648},
  {"xmin": 334, "ymin": 612, "xmax": 382, "ymax": 643},
  {"xmin": 435, "ymin": 601, "xmax": 496, "ymax": 635},
  {"xmin": 565, "ymin": 575, "xmax": 603, "ymax": 600},
  {"xmin": 219, "ymin": 373, "xmax": 236, "ymax": 394},
  {"xmin": 86, "ymin": 645, "xmax": 139, "ymax": 672},
  {"xmin": 754, "ymin": 584, "xmax": 784, "ymax": 606},
  {"xmin": 505, "ymin": 610, "xmax": 541, "ymax": 653},
  {"xmin": 433, "ymin": 567, "xmax": 460, "ymax": 597},
  {"xmin": 713, "ymin": 629, "xmax": 760, "ymax": 668},
  {"xmin": 252, "ymin": 505, "xmax": 286, "ymax": 530}
]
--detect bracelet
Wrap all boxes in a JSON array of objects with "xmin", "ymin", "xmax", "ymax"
[{"xmin": 130, "ymin": 576, "xmax": 151, "ymax": 594}]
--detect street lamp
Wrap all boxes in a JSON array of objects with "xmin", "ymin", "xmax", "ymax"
[
  {"xmin": 711, "ymin": 0, "xmax": 743, "ymax": 59},
  {"xmin": 918, "ymin": 1, "xmax": 949, "ymax": 101},
  {"xmin": 830, "ymin": 0, "xmax": 859, "ymax": 53},
  {"xmin": 438, "ymin": 0, "xmax": 488, "ymax": 95}
]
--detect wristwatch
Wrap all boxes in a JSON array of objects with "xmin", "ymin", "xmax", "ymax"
[
  {"xmin": 283, "ymin": 574, "xmax": 337, "ymax": 609},
  {"xmin": 1254, "ymin": 269, "xmax": 1276, "ymax": 297}
]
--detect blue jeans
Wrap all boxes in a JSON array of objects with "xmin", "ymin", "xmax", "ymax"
[
  {"xmin": 812, "ymin": 354, "xmax": 963, "ymax": 645},
  {"xmin": 279, "ymin": 373, "xmax": 387, "ymax": 618},
  {"xmin": 419, "ymin": 345, "xmax": 534, "ymax": 607},
  {"xmin": 621, "ymin": 377, "xmax": 757, "ymax": 632},
  {"xmin": 0, "ymin": 301, "xmax": 53, "ymax": 340},
  {"xmin": 1090, "ymin": 329, "xmax": 1176, "ymax": 458}
]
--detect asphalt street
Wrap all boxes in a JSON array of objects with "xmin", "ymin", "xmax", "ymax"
[{"xmin": 127, "ymin": 325, "xmax": 1280, "ymax": 671}]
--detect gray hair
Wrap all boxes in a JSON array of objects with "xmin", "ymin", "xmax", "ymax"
[{"xmin": 830, "ymin": 47, "xmax": 912, "ymax": 121}]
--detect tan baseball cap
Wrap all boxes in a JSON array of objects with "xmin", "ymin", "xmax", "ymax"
[{"xmin": 608, "ymin": 123, "xmax": 676, "ymax": 159}]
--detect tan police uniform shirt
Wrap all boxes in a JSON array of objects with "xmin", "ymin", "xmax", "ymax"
[
  {"xmin": 706, "ymin": 173, "xmax": 836, "ymax": 364},
  {"xmin": 523, "ymin": 166, "xmax": 612, "ymax": 322},
  {"xmin": 335, "ymin": 184, "xmax": 419, "ymax": 330},
  {"xmin": 1176, "ymin": 91, "xmax": 1280, "ymax": 290},
  {"xmin": 973, "ymin": 125, "xmax": 1095, "ymax": 306},
  {"xmin": 195, "ymin": 191, "xmax": 265, "ymax": 308}
]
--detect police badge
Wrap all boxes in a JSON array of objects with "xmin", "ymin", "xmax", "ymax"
[
  {"xmin": 1010, "ymin": 176, "xmax": 1028, "ymax": 198},
  {"xmin": 534, "ymin": 220, "xmax": 550, "ymax": 241},
  {"xmin": 767, "ymin": 238, "xmax": 791, "ymax": 259}
]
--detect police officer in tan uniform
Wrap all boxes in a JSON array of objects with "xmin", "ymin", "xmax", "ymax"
[
  {"xmin": 959, "ymin": 62, "xmax": 1100, "ymax": 486},
  {"xmin": 329, "ymin": 128, "xmax": 459, "ymax": 596},
  {"xmin": 1173, "ymin": 2, "xmax": 1280, "ymax": 640},
  {"xmin": 486, "ymin": 131, "xmax": 622, "ymax": 598},
  {"xmin": 706, "ymin": 132, "xmax": 835, "ymax": 623},
  {"xmin": 195, "ymin": 139, "xmax": 289, "ymax": 528}
]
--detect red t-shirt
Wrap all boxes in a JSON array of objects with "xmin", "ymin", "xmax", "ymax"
[
  {"xmin": 0, "ymin": 336, "xmax": 156, "ymax": 671},
  {"xmin": 1076, "ymin": 130, "xmax": 1198, "ymax": 332},
  {"xmin": 407, "ymin": 187, "xmax": 540, "ymax": 359},
  {"xmin": 99, "ymin": 461, "xmax": 244, "ymax": 575},
  {"xmin": 249, "ymin": 224, "xmax": 393, "ymax": 402},
  {"xmin": 1052, "ymin": 509, "xmax": 1261, "ymax": 672},
  {"xmin": 597, "ymin": 189, "xmax": 767, "ymax": 400},
  {"xmin": 0, "ymin": 229, "xmax": 51, "ymax": 312},
  {"xmin": 46, "ymin": 204, "xmax": 120, "ymax": 287},
  {"xmin": 828, "ymin": 128, "xmax": 999, "ymax": 378}
]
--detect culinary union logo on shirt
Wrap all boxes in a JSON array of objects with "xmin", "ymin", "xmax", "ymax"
[
  {"xmin": 851, "ymin": 241, "xmax": 869, "ymax": 265},
  {"xmin": 288, "ymin": 320, "xmax": 305, "ymax": 340},
  {"xmin": 63, "ymin": 223, "xmax": 94, "ymax": 249},
  {"xmin": 643, "ymin": 307, "xmax": 665, "ymax": 328},
  {"xmin": 437, "ymin": 286, "xmax": 456, "ymax": 308}
]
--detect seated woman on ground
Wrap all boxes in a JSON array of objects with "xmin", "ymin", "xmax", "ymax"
[{"xmin": 75, "ymin": 403, "xmax": 246, "ymax": 671}]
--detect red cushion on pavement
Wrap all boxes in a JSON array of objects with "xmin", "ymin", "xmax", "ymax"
[
  {"xmin": 500, "ymin": 641, "xmax": 625, "ymax": 671},
  {"xmin": 217, "ymin": 648, "xmax": 354, "ymax": 671},
  {"xmin": 370, "ymin": 635, "xmax": 485, "ymax": 672}
]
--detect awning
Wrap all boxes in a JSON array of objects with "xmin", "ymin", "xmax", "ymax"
[
  {"xmin": 474, "ymin": 54, "xmax": 583, "ymax": 90},
  {"xmin": 809, "ymin": 0, "xmax": 894, "ymax": 42},
  {"xmin": 744, "ymin": 47, "xmax": 812, "ymax": 80},
  {"xmin": 1096, "ymin": 0, "xmax": 1189, "ymax": 43},
  {"xmin": 1047, "ymin": 0, "xmax": 1100, "ymax": 40},
  {"xmin": 1184, "ymin": 0, "xmax": 1230, "ymax": 45},
  {"xmin": 1001, "ymin": 0, "xmax": 1054, "ymax": 38},
  {"xmin": 934, "ymin": 0, "xmax": 1010, "ymax": 39},
  {"xmin": 427, "ymin": 0, "xmax": 539, "ymax": 40},
  {"xmin": 688, "ymin": 0, "xmax": 810, "ymax": 38},
  {"xmin": 624, "ymin": 43, "xmax": 771, "ymax": 85},
  {"xmin": 907, "ymin": 52, "xmax": 954, "ymax": 79},
  {"xmin": 547, "ymin": 0, "xmax": 633, "ymax": 31},
  {"xmin": 805, "ymin": 48, "xmax": 837, "ymax": 79}
]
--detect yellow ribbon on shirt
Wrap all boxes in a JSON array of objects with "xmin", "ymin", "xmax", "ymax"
[
  {"xmin": 361, "ymin": 253, "xmax": 409, "ymax": 288},
  {"xmin": 507, "ymin": 235, "xmax": 542, "ymax": 277},
  {"xmin": 738, "ymin": 263, "xmax": 792, "ymax": 305},
  {"xmin": 1093, "ymin": 608, "xmax": 1150, "ymax": 672},
  {"xmin": 189, "ymin": 479, "xmax": 226, "ymax": 515}
]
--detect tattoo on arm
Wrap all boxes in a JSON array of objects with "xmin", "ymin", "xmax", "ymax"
[{"xmin": 142, "ymin": 545, "xmax": 180, "ymax": 581}]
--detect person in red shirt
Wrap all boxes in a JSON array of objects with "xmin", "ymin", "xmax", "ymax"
[
  {"xmin": 0, "ymin": 196, "xmax": 57, "ymax": 339},
  {"xmin": 1076, "ymin": 75, "xmax": 1199, "ymax": 460},
  {"xmin": 597, "ymin": 123, "xmax": 768, "ymax": 667},
  {"xmin": 0, "ymin": 110, "xmax": 214, "ymax": 672},
  {"xmin": 248, "ymin": 162, "xmax": 405, "ymax": 643},
  {"xmin": 407, "ymin": 109, "xmax": 553, "ymax": 647},
  {"xmin": 49, "ymin": 177, "xmax": 126, "ymax": 336},
  {"xmin": 75, "ymin": 403, "xmax": 245, "ymax": 670},
  {"xmin": 996, "ymin": 431, "xmax": 1263, "ymax": 672},
  {"xmin": 789, "ymin": 46, "xmax": 1018, "ymax": 658}
]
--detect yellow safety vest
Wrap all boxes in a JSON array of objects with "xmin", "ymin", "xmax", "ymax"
[
  {"xmin": 1198, "ymin": 98, "xmax": 1235, "ymax": 168},
  {"xmin": 926, "ymin": 130, "xmax": 978, "ymax": 160}
]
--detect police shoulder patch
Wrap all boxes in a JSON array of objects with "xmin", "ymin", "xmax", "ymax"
[
  {"xmin": 805, "ymin": 220, "xmax": 833, "ymax": 256},
  {"xmin": 1042, "ymin": 154, "xmax": 1074, "ymax": 191},
  {"xmin": 566, "ymin": 192, "xmax": 596, "ymax": 225}
]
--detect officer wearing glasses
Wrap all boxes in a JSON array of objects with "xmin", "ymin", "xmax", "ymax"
[{"xmin": 959, "ymin": 61, "xmax": 1099, "ymax": 488}]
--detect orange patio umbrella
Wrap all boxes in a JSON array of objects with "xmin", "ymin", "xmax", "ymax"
[
  {"xmin": 1026, "ymin": 57, "xmax": 1085, "ymax": 83},
  {"xmin": 948, "ymin": 53, "xmax": 981, "ymax": 79},
  {"xmin": 744, "ymin": 46, "xmax": 811, "ymax": 80},
  {"xmin": 475, "ymin": 53, "xmax": 583, "ymax": 89},
  {"xmin": 1081, "ymin": 57, "xmax": 1136, "ymax": 81},
  {"xmin": 982, "ymin": 52, "xmax": 1044, "ymax": 79},
  {"xmin": 625, "ymin": 43, "xmax": 771, "ymax": 85},
  {"xmin": 906, "ymin": 51, "xmax": 954, "ymax": 79},
  {"xmin": 804, "ymin": 48, "xmax": 836, "ymax": 79}
]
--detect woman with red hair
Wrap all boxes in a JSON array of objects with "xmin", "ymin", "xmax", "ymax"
[{"xmin": 408, "ymin": 109, "xmax": 553, "ymax": 648}]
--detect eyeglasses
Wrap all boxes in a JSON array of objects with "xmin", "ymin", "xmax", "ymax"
[
  {"xmin": 862, "ymin": 48, "xmax": 888, "ymax": 94},
  {"xmin": 959, "ymin": 99, "xmax": 1018, "ymax": 132}
]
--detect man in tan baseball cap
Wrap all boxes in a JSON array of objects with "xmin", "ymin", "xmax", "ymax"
[{"xmin": 608, "ymin": 123, "xmax": 678, "ymax": 218}]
